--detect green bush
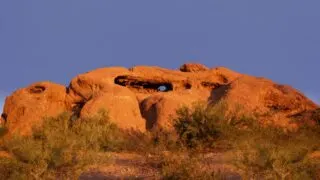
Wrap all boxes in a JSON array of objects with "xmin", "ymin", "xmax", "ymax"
[
  {"xmin": 1, "ymin": 101, "xmax": 319, "ymax": 179},
  {"xmin": 173, "ymin": 102, "xmax": 225, "ymax": 149},
  {"xmin": 0, "ymin": 109, "xmax": 184, "ymax": 179},
  {"xmin": 173, "ymin": 101, "xmax": 255, "ymax": 149},
  {"xmin": 233, "ymin": 126, "xmax": 320, "ymax": 179},
  {"xmin": 173, "ymin": 101, "xmax": 320, "ymax": 179},
  {"xmin": 0, "ymin": 109, "xmax": 126, "ymax": 179}
]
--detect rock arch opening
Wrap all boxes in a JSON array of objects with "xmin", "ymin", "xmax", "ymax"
[
  {"xmin": 114, "ymin": 75, "xmax": 173, "ymax": 93},
  {"xmin": 29, "ymin": 85, "xmax": 46, "ymax": 94}
]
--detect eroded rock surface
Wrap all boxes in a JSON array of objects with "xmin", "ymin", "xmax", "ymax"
[
  {"xmin": 179, "ymin": 63, "xmax": 209, "ymax": 72},
  {"xmin": 210, "ymin": 75, "xmax": 318, "ymax": 129},
  {"xmin": 2, "ymin": 82, "xmax": 68, "ymax": 135},
  {"xmin": 1, "ymin": 63, "xmax": 318, "ymax": 135},
  {"xmin": 79, "ymin": 85, "xmax": 145, "ymax": 132}
]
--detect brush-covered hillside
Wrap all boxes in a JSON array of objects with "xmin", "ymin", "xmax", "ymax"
[{"xmin": 0, "ymin": 63, "xmax": 319, "ymax": 179}]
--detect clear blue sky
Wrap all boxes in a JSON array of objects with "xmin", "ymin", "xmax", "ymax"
[{"xmin": 0, "ymin": 1, "xmax": 319, "ymax": 113}]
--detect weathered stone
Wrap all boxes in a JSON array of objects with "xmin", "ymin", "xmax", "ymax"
[
  {"xmin": 210, "ymin": 75, "xmax": 318, "ymax": 128},
  {"xmin": 2, "ymin": 82, "xmax": 68, "ymax": 135},
  {"xmin": 80, "ymin": 85, "xmax": 146, "ymax": 131},
  {"xmin": 2, "ymin": 64, "xmax": 318, "ymax": 135},
  {"xmin": 140, "ymin": 91, "xmax": 209, "ymax": 130},
  {"xmin": 179, "ymin": 63, "xmax": 209, "ymax": 72}
]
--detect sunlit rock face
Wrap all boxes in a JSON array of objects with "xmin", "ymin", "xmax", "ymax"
[
  {"xmin": 2, "ymin": 82, "xmax": 68, "ymax": 135},
  {"xmin": 2, "ymin": 63, "xmax": 318, "ymax": 135}
]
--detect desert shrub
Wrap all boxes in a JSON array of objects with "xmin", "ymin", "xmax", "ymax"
[
  {"xmin": 0, "ymin": 157, "xmax": 29, "ymax": 180},
  {"xmin": 1, "ymin": 100, "xmax": 319, "ymax": 179},
  {"xmin": 159, "ymin": 153, "xmax": 227, "ymax": 180},
  {"xmin": 0, "ymin": 109, "xmax": 126, "ymax": 179},
  {"xmin": 173, "ymin": 101, "xmax": 320, "ymax": 179},
  {"xmin": 148, "ymin": 128, "xmax": 182, "ymax": 153},
  {"xmin": 233, "ymin": 128, "xmax": 320, "ymax": 179},
  {"xmin": 232, "ymin": 120, "xmax": 320, "ymax": 179},
  {"xmin": 173, "ymin": 102, "xmax": 224, "ymax": 149},
  {"xmin": 0, "ymin": 109, "xmax": 185, "ymax": 179},
  {"xmin": 173, "ymin": 101, "xmax": 254, "ymax": 150}
]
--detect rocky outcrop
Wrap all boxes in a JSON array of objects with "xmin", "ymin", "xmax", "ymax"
[
  {"xmin": 79, "ymin": 85, "xmax": 145, "ymax": 132},
  {"xmin": 1, "ymin": 63, "xmax": 318, "ymax": 135},
  {"xmin": 179, "ymin": 63, "xmax": 209, "ymax": 72},
  {"xmin": 210, "ymin": 75, "xmax": 318, "ymax": 129},
  {"xmin": 2, "ymin": 82, "xmax": 68, "ymax": 135}
]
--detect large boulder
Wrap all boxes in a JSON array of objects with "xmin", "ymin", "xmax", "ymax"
[
  {"xmin": 209, "ymin": 75, "xmax": 318, "ymax": 128},
  {"xmin": 66, "ymin": 67, "xmax": 130, "ymax": 103},
  {"xmin": 2, "ymin": 82, "xmax": 68, "ymax": 135},
  {"xmin": 179, "ymin": 63, "xmax": 209, "ymax": 72},
  {"xmin": 1, "ymin": 63, "xmax": 318, "ymax": 134},
  {"xmin": 65, "ymin": 67, "xmax": 146, "ymax": 131},
  {"xmin": 64, "ymin": 64, "xmax": 241, "ymax": 132},
  {"xmin": 79, "ymin": 85, "xmax": 146, "ymax": 131}
]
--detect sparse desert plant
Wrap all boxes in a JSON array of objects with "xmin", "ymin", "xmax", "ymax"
[
  {"xmin": 173, "ymin": 101, "xmax": 226, "ymax": 149},
  {"xmin": 0, "ymin": 109, "xmax": 185, "ymax": 179},
  {"xmin": 232, "ymin": 122, "xmax": 320, "ymax": 179},
  {"xmin": 1, "ymin": 100, "xmax": 319, "ymax": 179},
  {"xmin": 159, "ymin": 153, "xmax": 227, "ymax": 180},
  {"xmin": 173, "ymin": 101, "xmax": 320, "ymax": 179},
  {"xmin": 173, "ymin": 101, "xmax": 255, "ymax": 150},
  {"xmin": 0, "ymin": 109, "xmax": 127, "ymax": 179},
  {"xmin": 148, "ymin": 128, "xmax": 182, "ymax": 153}
]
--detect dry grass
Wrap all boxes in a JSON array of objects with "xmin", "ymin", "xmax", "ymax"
[{"xmin": 0, "ymin": 102, "xmax": 319, "ymax": 179}]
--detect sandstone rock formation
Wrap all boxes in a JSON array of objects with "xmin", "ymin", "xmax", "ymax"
[
  {"xmin": 1, "ymin": 63, "xmax": 318, "ymax": 135},
  {"xmin": 2, "ymin": 82, "xmax": 68, "ymax": 135},
  {"xmin": 210, "ymin": 75, "xmax": 318, "ymax": 129},
  {"xmin": 179, "ymin": 63, "xmax": 209, "ymax": 72}
]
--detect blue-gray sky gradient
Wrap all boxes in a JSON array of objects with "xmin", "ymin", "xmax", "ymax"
[{"xmin": 0, "ymin": 1, "xmax": 319, "ymax": 113}]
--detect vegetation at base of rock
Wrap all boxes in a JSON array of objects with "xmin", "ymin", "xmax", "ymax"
[
  {"xmin": 0, "ymin": 110, "xmax": 130, "ymax": 179},
  {"xmin": 0, "ymin": 110, "xmax": 181, "ymax": 179},
  {"xmin": 0, "ymin": 102, "xmax": 320, "ymax": 179},
  {"xmin": 159, "ymin": 153, "xmax": 228, "ymax": 180},
  {"xmin": 173, "ymin": 101, "xmax": 257, "ymax": 150},
  {"xmin": 4, "ymin": 64, "xmax": 318, "ymax": 137},
  {"xmin": 173, "ymin": 102, "xmax": 320, "ymax": 179}
]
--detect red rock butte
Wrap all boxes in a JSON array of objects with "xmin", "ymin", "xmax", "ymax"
[{"xmin": 1, "ymin": 63, "xmax": 318, "ymax": 135}]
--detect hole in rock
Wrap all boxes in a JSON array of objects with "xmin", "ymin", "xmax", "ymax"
[
  {"xmin": 158, "ymin": 85, "xmax": 169, "ymax": 92},
  {"xmin": 184, "ymin": 83, "xmax": 192, "ymax": 89},
  {"xmin": 66, "ymin": 87, "xmax": 70, "ymax": 93},
  {"xmin": 71, "ymin": 102, "xmax": 86, "ymax": 120},
  {"xmin": 201, "ymin": 82, "xmax": 221, "ymax": 89},
  {"xmin": 114, "ymin": 75, "xmax": 173, "ymax": 93},
  {"xmin": 1, "ymin": 113, "xmax": 7, "ymax": 123},
  {"xmin": 29, "ymin": 85, "xmax": 46, "ymax": 94}
]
